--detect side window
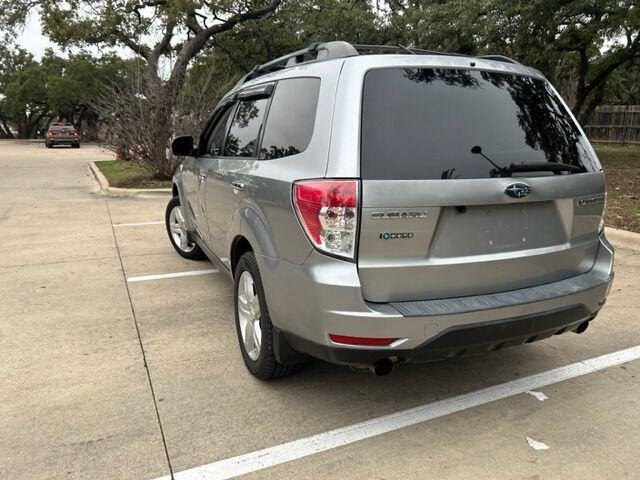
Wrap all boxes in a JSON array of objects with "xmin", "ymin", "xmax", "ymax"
[
  {"xmin": 206, "ymin": 106, "xmax": 234, "ymax": 156},
  {"xmin": 260, "ymin": 78, "xmax": 320, "ymax": 160},
  {"xmin": 223, "ymin": 97, "xmax": 269, "ymax": 157}
]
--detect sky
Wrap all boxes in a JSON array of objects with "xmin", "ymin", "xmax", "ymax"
[
  {"xmin": 16, "ymin": 10, "xmax": 130, "ymax": 59},
  {"xmin": 16, "ymin": 12, "xmax": 58, "ymax": 58}
]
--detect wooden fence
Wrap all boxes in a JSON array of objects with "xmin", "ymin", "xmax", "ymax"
[{"xmin": 584, "ymin": 105, "xmax": 640, "ymax": 145}]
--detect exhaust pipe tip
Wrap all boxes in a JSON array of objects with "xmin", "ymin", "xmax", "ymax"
[
  {"xmin": 370, "ymin": 358, "xmax": 394, "ymax": 376},
  {"xmin": 574, "ymin": 320, "xmax": 590, "ymax": 334}
]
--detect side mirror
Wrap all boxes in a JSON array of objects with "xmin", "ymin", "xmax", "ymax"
[{"xmin": 171, "ymin": 136, "xmax": 194, "ymax": 156}]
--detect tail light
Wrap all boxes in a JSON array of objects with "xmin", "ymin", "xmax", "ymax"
[
  {"xmin": 293, "ymin": 179, "xmax": 359, "ymax": 259},
  {"xmin": 70, "ymin": 130, "xmax": 78, "ymax": 136}
]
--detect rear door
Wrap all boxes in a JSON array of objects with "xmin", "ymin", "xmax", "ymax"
[
  {"xmin": 357, "ymin": 67, "xmax": 605, "ymax": 302},
  {"xmin": 205, "ymin": 84, "xmax": 273, "ymax": 264}
]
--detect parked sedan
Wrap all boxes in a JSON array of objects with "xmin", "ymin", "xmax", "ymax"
[{"xmin": 45, "ymin": 122, "xmax": 80, "ymax": 148}]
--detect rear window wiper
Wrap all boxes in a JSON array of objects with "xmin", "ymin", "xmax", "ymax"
[
  {"xmin": 471, "ymin": 146, "xmax": 586, "ymax": 176},
  {"xmin": 506, "ymin": 163, "xmax": 586, "ymax": 174}
]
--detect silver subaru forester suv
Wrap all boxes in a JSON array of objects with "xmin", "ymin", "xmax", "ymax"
[{"xmin": 167, "ymin": 41, "xmax": 614, "ymax": 379}]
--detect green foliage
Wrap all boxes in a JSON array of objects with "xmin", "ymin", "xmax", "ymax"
[
  {"xmin": 0, "ymin": 45, "xmax": 130, "ymax": 138},
  {"xmin": 386, "ymin": 0, "xmax": 640, "ymax": 118},
  {"xmin": 1, "ymin": 0, "xmax": 638, "ymax": 156}
]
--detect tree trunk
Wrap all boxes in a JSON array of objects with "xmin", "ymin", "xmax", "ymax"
[
  {"xmin": 0, "ymin": 119, "xmax": 14, "ymax": 138},
  {"xmin": 148, "ymin": 75, "xmax": 179, "ymax": 180},
  {"xmin": 571, "ymin": 48, "xmax": 589, "ymax": 120}
]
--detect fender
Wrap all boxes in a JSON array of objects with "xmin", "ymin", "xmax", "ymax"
[{"xmin": 235, "ymin": 197, "xmax": 278, "ymax": 259}]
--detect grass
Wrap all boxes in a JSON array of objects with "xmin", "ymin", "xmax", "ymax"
[
  {"xmin": 595, "ymin": 144, "xmax": 640, "ymax": 233},
  {"xmin": 94, "ymin": 160, "xmax": 171, "ymax": 189}
]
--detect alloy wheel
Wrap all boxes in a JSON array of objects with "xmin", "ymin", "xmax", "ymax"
[
  {"xmin": 169, "ymin": 205, "xmax": 195, "ymax": 253},
  {"xmin": 237, "ymin": 271, "xmax": 262, "ymax": 361}
]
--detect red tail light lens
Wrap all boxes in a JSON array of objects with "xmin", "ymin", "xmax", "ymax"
[
  {"xmin": 293, "ymin": 179, "xmax": 359, "ymax": 259},
  {"xmin": 70, "ymin": 130, "xmax": 78, "ymax": 136},
  {"xmin": 329, "ymin": 334, "xmax": 397, "ymax": 346}
]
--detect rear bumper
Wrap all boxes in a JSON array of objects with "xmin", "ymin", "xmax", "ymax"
[
  {"xmin": 47, "ymin": 138, "xmax": 79, "ymax": 144},
  {"xmin": 282, "ymin": 303, "xmax": 598, "ymax": 365},
  {"xmin": 258, "ymin": 234, "xmax": 614, "ymax": 366}
]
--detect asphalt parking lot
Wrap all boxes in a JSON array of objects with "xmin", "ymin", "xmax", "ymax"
[{"xmin": 2, "ymin": 141, "xmax": 640, "ymax": 480}]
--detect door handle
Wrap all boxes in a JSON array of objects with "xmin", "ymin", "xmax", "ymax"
[{"xmin": 231, "ymin": 181, "xmax": 245, "ymax": 191}]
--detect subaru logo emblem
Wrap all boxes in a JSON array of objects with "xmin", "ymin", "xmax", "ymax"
[{"xmin": 504, "ymin": 182, "xmax": 531, "ymax": 199}]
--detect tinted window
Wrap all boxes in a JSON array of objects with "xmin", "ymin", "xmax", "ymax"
[
  {"xmin": 224, "ymin": 98, "xmax": 269, "ymax": 157},
  {"xmin": 260, "ymin": 78, "xmax": 320, "ymax": 159},
  {"xmin": 361, "ymin": 68, "xmax": 594, "ymax": 180},
  {"xmin": 206, "ymin": 107, "xmax": 233, "ymax": 155}
]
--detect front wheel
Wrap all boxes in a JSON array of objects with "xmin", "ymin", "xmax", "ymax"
[
  {"xmin": 234, "ymin": 252, "xmax": 296, "ymax": 380},
  {"xmin": 165, "ymin": 196, "xmax": 206, "ymax": 260}
]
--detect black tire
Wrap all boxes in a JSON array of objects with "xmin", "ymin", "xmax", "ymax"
[
  {"xmin": 165, "ymin": 196, "xmax": 206, "ymax": 260},
  {"xmin": 45, "ymin": 142, "xmax": 53, "ymax": 148},
  {"xmin": 73, "ymin": 143, "xmax": 80, "ymax": 148},
  {"xmin": 234, "ymin": 252, "xmax": 296, "ymax": 380}
]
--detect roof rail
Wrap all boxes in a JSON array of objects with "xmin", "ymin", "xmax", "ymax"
[
  {"xmin": 235, "ymin": 41, "xmax": 358, "ymax": 88},
  {"xmin": 234, "ymin": 41, "xmax": 518, "ymax": 86},
  {"xmin": 352, "ymin": 44, "xmax": 472, "ymax": 58},
  {"xmin": 476, "ymin": 55, "xmax": 519, "ymax": 65}
]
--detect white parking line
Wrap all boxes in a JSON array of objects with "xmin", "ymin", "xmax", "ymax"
[
  {"xmin": 127, "ymin": 269, "xmax": 218, "ymax": 283},
  {"xmin": 155, "ymin": 344, "xmax": 640, "ymax": 480},
  {"xmin": 112, "ymin": 221, "xmax": 164, "ymax": 227}
]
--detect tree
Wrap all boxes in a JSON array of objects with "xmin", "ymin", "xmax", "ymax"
[
  {"xmin": 0, "ymin": 47, "xmax": 49, "ymax": 138},
  {"xmin": 387, "ymin": 0, "xmax": 640, "ymax": 120},
  {"xmin": 173, "ymin": 0, "xmax": 388, "ymax": 126},
  {"xmin": 0, "ymin": 45, "xmax": 129, "ymax": 138},
  {"xmin": 1, "ymin": 0, "xmax": 280, "ymax": 177}
]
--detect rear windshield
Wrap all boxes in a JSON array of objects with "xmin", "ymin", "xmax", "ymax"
[
  {"xmin": 361, "ymin": 68, "xmax": 594, "ymax": 180},
  {"xmin": 49, "ymin": 124, "xmax": 74, "ymax": 130}
]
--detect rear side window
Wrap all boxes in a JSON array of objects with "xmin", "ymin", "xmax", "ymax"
[
  {"xmin": 361, "ymin": 68, "xmax": 594, "ymax": 180},
  {"xmin": 224, "ymin": 98, "xmax": 269, "ymax": 157},
  {"xmin": 260, "ymin": 78, "xmax": 320, "ymax": 159}
]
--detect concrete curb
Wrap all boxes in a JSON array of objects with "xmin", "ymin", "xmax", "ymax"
[
  {"xmin": 88, "ymin": 161, "xmax": 172, "ymax": 197},
  {"xmin": 605, "ymin": 227, "xmax": 640, "ymax": 251}
]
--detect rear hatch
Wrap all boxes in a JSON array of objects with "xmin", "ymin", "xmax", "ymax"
[
  {"xmin": 49, "ymin": 124, "xmax": 76, "ymax": 140},
  {"xmin": 357, "ymin": 67, "xmax": 605, "ymax": 303}
]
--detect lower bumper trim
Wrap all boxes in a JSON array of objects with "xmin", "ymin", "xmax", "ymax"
[{"xmin": 283, "ymin": 304, "xmax": 596, "ymax": 366}]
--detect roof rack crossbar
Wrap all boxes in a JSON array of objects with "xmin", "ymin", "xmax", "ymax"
[
  {"xmin": 477, "ymin": 55, "xmax": 519, "ymax": 64},
  {"xmin": 352, "ymin": 44, "xmax": 472, "ymax": 58}
]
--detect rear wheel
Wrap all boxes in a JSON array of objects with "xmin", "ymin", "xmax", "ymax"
[
  {"xmin": 165, "ymin": 196, "xmax": 206, "ymax": 260},
  {"xmin": 45, "ymin": 142, "xmax": 53, "ymax": 148},
  {"xmin": 234, "ymin": 252, "xmax": 295, "ymax": 380},
  {"xmin": 72, "ymin": 143, "xmax": 80, "ymax": 148}
]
